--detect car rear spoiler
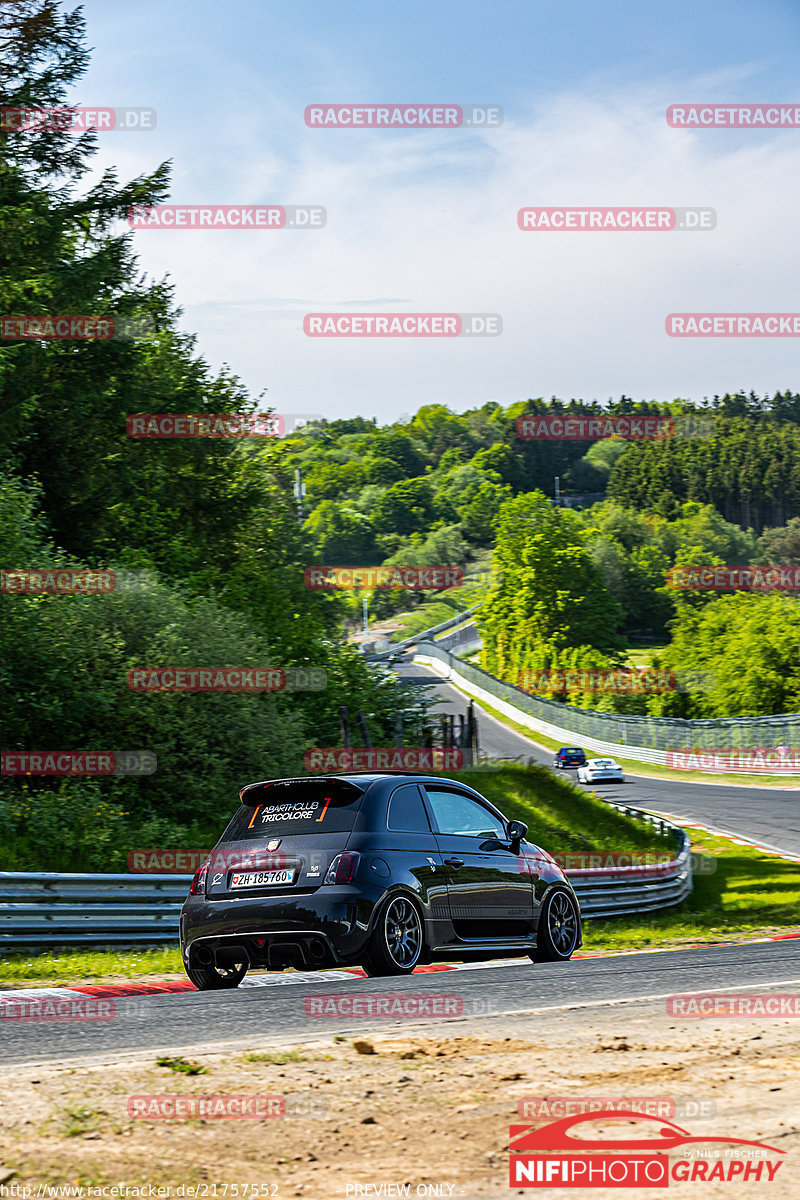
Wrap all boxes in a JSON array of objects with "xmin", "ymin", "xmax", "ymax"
[{"xmin": 239, "ymin": 775, "xmax": 368, "ymax": 806}]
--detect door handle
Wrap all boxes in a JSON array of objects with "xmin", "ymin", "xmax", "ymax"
[{"xmin": 444, "ymin": 857, "xmax": 464, "ymax": 869}]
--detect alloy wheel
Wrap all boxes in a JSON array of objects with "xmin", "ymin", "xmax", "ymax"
[
  {"xmin": 384, "ymin": 897, "xmax": 422, "ymax": 969},
  {"xmin": 547, "ymin": 891, "xmax": 578, "ymax": 955}
]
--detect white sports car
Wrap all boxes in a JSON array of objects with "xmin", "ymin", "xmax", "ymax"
[{"xmin": 576, "ymin": 757, "xmax": 625, "ymax": 784}]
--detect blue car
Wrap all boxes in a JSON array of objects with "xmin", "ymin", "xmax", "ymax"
[{"xmin": 553, "ymin": 747, "xmax": 587, "ymax": 770}]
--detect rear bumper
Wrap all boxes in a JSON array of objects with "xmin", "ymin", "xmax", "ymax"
[{"xmin": 180, "ymin": 882, "xmax": 385, "ymax": 967}]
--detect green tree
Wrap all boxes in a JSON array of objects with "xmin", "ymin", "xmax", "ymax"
[
  {"xmin": 650, "ymin": 593, "xmax": 800, "ymax": 717},
  {"xmin": 481, "ymin": 491, "xmax": 624, "ymax": 683},
  {"xmin": 457, "ymin": 479, "xmax": 511, "ymax": 544},
  {"xmin": 304, "ymin": 500, "xmax": 379, "ymax": 564},
  {"xmin": 363, "ymin": 456, "xmax": 405, "ymax": 486},
  {"xmin": 371, "ymin": 478, "xmax": 437, "ymax": 536},
  {"xmin": 755, "ymin": 517, "xmax": 800, "ymax": 565}
]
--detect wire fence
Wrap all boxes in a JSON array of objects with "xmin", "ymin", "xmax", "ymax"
[{"xmin": 416, "ymin": 640, "xmax": 800, "ymax": 756}]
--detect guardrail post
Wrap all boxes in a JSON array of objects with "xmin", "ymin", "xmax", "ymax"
[
  {"xmin": 356, "ymin": 709, "xmax": 372, "ymax": 749},
  {"xmin": 339, "ymin": 705, "xmax": 350, "ymax": 750}
]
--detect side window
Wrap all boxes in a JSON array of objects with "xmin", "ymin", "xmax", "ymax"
[
  {"xmin": 387, "ymin": 783, "xmax": 431, "ymax": 833},
  {"xmin": 424, "ymin": 789, "xmax": 504, "ymax": 838}
]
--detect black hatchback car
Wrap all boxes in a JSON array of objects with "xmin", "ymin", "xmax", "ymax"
[{"xmin": 180, "ymin": 773, "xmax": 582, "ymax": 988}]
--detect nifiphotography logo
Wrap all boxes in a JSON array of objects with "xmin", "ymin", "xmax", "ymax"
[{"xmin": 508, "ymin": 1110, "xmax": 785, "ymax": 1187}]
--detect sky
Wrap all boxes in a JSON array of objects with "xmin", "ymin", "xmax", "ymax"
[{"xmin": 73, "ymin": 0, "xmax": 800, "ymax": 424}]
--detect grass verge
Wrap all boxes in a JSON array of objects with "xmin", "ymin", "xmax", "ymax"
[
  {"xmin": 0, "ymin": 945, "xmax": 185, "ymax": 984},
  {"xmin": 450, "ymin": 763, "xmax": 675, "ymax": 856},
  {"xmin": 583, "ymin": 830, "xmax": 800, "ymax": 951},
  {"xmin": 388, "ymin": 585, "xmax": 484, "ymax": 643}
]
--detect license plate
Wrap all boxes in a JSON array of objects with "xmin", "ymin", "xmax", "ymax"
[{"xmin": 230, "ymin": 869, "xmax": 296, "ymax": 889}]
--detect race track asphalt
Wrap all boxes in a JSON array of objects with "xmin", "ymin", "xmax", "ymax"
[
  {"xmin": 395, "ymin": 658, "xmax": 800, "ymax": 857},
  {"xmin": 3, "ymin": 940, "xmax": 800, "ymax": 1067}
]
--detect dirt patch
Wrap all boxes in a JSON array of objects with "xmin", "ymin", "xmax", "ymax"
[{"xmin": 0, "ymin": 1005, "xmax": 798, "ymax": 1197}]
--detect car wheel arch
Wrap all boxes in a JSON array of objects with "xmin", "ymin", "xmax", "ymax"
[{"xmin": 369, "ymin": 884, "xmax": 427, "ymax": 932}]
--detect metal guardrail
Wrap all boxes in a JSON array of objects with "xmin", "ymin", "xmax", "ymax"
[
  {"xmin": 367, "ymin": 604, "xmax": 481, "ymax": 660},
  {"xmin": 568, "ymin": 805, "xmax": 693, "ymax": 918},
  {"xmin": 0, "ymin": 807, "xmax": 691, "ymax": 946},
  {"xmin": 0, "ymin": 872, "xmax": 188, "ymax": 945}
]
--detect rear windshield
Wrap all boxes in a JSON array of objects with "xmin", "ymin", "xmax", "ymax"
[
  {"xmin": 222, "ymin": 781, "xmax": 364, "ymax": 841},
  {"xmin": 563, "ymin": 748, "xmax": 582, "ymax": 754}
]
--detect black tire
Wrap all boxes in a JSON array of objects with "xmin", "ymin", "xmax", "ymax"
[
  {"xmin": 531, "ymin": 888, "xmax": 580, "ymax": 962},
  {"xmin": 186, "ymin": 959, "xmax": 248, "ymax": 990},
  {"xmin": 362, "ymin": 895, "xmax": 424, "ymax": 976}
]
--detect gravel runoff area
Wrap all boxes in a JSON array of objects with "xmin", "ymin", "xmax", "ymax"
[{"xmin": 0, "ymin": 993, "xmax": 798, "ymax": 1197}]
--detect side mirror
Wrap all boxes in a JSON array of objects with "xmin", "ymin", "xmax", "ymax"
[{"xmin": 506, "ymin": 820, "xmax": 528, "ymax": 844}]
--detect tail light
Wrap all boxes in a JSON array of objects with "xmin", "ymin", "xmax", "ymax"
[
  {"xmin": 323, "ymin": 852, "xmax": 360, "ymax": 885},
  {"xmin": 189, "ymin": 860, "xmax": 209, "ymax": 895}
]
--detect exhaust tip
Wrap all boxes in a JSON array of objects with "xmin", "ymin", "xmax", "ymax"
[{"xmin": 194, "ymin": 946, "xmax": 214, "ymax": 966}]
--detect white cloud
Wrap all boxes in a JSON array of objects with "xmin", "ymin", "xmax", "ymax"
[{"xmin": 93, "ymin": 78, "xmax": 800, "ymax": 421}]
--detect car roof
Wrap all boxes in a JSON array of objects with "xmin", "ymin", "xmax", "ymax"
[
  {"xmin": 312, "ymin": 771, "xmax": 503, "ymax": 792},
  {"xmin": 237, "ymin": 772, "xmax": 512, "ymax": 829},
  {"xmin": 239, "ymin": 772, "xmax": 492, "ymax": 797}
]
